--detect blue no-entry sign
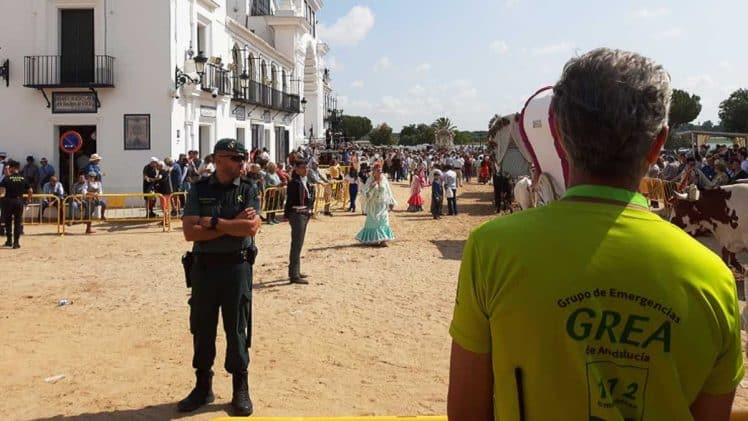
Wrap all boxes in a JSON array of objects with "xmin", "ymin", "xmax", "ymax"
[{"xmin": 59, "ymin": 131, "xmax": 83, "ymax": 154}]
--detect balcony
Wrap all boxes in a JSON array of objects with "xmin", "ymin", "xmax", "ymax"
[
  {"xmin": 23, "ymin": 55, "xmax": 115, "ymax": 88},
  {"xmin": 200, "ymin": 62, "xmax": 230, "ymax": 96},
  {"xmin": 230, "ymin": 74, "xmax": 301, "ymax": 113}
]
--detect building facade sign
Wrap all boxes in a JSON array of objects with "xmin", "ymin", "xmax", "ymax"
[
  {"xmin": 51, "ymin": 92, "xmax": 98, "ymax": 114},
  {"xmin": 200, "ymin": 106, "xmax": 217, "ymax": 118},
  {"xmin": 233, "ymin": 105, "xmax": 246, "ymax": 121}
]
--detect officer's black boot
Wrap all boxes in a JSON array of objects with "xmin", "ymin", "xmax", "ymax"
[
  {"xmin": 177, "ymin": 369, "xmax": 215, "ymax": 412},
  {"xmin": 230, "ymin": 371, "xmax": 253, "ymax": 416}
]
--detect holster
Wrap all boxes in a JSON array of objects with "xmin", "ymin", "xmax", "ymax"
[{"xmin": 181, "ymin": 251, "xmax": 194, "ymax": 288}]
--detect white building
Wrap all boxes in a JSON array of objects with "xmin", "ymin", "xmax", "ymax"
[{"xmin": 0, "ymin": 0, "xmax": 335, "ymax": 193}]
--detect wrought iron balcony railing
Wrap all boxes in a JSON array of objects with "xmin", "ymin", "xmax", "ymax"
[
  {"xmin": 23, "ymin": 55, "xmax": 115, "ymax": 88},
  {"xmin": 200, "ymin": 62, "xmax": 230, "ymax": 96},
  {"xmin": 230, "ymin": 75, "xmax": 301, "ymax": 113}
]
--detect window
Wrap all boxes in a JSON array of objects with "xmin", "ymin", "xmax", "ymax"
[
  {"xmin": 197, "ymin": 23, "xmax": 207, "ymax": 55},
  {"xmin": 251, "ymin": 0, "xmax": 272, "ymax": 16}
]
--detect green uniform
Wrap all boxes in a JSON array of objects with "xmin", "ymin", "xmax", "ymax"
[{"xmin": 183, "ymin": 174, "xmax": 260, "ymax": 374}]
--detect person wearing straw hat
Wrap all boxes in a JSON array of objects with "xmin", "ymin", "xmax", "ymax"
[
  {"xmin": 83, "ymin": 153, "xmax": 104, "ymax": 181},
  {"xmin": 448, "ymin": 49, "xmax": 743, "ymax": 421}
]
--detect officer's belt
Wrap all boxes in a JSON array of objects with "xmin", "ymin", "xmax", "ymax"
[{"xmin": 193, "ymin": 248, "xmax": 255, "ymax": 265}]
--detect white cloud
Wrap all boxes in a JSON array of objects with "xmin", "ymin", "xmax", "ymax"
[
  {"xmin": 317, "ymin": 6, "xmax": 375, "ymax": 47},
  {"xmin": 350, "ymin": 80, "xmax": 365, "ymax": 88},
  {"xmin": 685, "ymin": 74, "xmax": 715, "ymax": 91},
  {"xmin": 416, "ymin": 63, "xmax": 432, "ymax": 73},
  {"xmin": 375, "ymin": 56, "xmax": 392, "ymax": 70},
  {"xmin": 654, "ymin": 27, "xmax": 684, "ymax": 40},
  {"xmin": 719, "ymin": 61, "xmax": 733, "ymax": 71},
  {"xmin": 490, "ymin": 40, "xmax": 509, "ymax": 55},
  {"xmin": 633, "ymin": 7, "xmax": 671, "ymax": 19},
  {"xmin": 408, "ymin": 84, "xmax": 426, "ymax": 96},
  {"xmin": 532, "ymin": 42, "xmax": 575, "ymax": 56}
]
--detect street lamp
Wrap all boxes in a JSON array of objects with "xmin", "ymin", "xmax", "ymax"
[
  {"xmin": 193, "ymin": 51, "xmax": 208, "ymax": 76},
  {"xmin": 300, "ymin": 97, "xmax": 307, "ymax": 112},
  {"xmin": 239, "ymin": 71, "xmax": 250, "ymax": 89}
]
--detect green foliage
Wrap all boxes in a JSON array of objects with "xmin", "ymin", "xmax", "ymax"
[
  {"xmin": 664, "ymin": 134, "xmax": 692, "ymax": 150},
  {"xmin": 432, "ymin": 117, "xmax": 456, "ymax": 131},
  {"xmin": 453, "ymin": 130, "xmax": 473, "ymax": 145},
  {"xmin": 369, "ymin": 123, "xmax": 395, "ymax": 145},
  {"xmin": 340, "ymin": 115, "xmax": 373, "ymax": 140},
  {"xmin": 719, "ymin": 89, "xmax": 748, "ymax": 133},
  {"xmin": 669, "ymin": 89, "xmax": 702, "ymax": 130}
]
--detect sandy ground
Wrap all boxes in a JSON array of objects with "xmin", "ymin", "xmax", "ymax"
[{"xmin": 2, "ymin": 180, "xmax": 748, "ymax": 420}]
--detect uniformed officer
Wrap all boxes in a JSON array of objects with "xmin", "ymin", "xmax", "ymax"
[
  {"xmin": 0, "ymin": 160, "xmax": 33, "ymax": 249},
  {"xmin": 179, "ymin": 139, "xmax": 261, "ymax": 416}
]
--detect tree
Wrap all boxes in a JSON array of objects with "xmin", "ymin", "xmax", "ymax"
[
  {"xmin": 340, "ymin": 115, "xmax": 373, "ymax": 140},
  {"xmin": 669, "ymin": 89, "xmax": 702, "ymax": 130},
  {"xmin": 369, "ymin": 123, "xmax": 394, "ymax": 145},
  {"xmin": 416, "ymin": 123, "xmax": 435, "ymax": 145},
  {"xmin": 399, "ymin": 124, "xmax": 419, "ymax": 146},
  {"xmin": 432, "ymin": 117, "xmax": 456, "ymax": 131},
  {"xmin": 701, "ymin": 120, "xmax": 715, "ymax": 130},
  {"xmin": 666, "ymin": 89, "xmax": 702, "ymax": 149},
  {"xmin": 719, "ymin": 89, "xmax": 748, "ymax": 133},
  {"xmin": 453, "ymin": 130, "xmax": 473, "ymax": 145}
]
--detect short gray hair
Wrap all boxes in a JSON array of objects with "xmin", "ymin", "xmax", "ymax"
[{"xmin": 551, "ymin": 48, "xmax": 672, "ymax": 181}]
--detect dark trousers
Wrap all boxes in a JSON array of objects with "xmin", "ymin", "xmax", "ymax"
[
  {"xmin": 349, "ymin": 184, "xmax": 358, "ymax": 211},
  {"xmin": 447, "ymin": 190, "xmax": 458, "ymax": 215},
  {"xmin": 288, "ymin": 212, "xmax": 309, "ymax": 277},
  {"xmin": 190, "ymin": 261, "xmax": 252, "ymax": 374},
  {"xmin": 3, "ymin": 198, "xmax": 23, "ymax": 244}
]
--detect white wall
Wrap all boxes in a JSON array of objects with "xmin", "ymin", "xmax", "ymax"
[{"xmin": 0, "ymin": 0, "xmax": 173, "ymax": 193}]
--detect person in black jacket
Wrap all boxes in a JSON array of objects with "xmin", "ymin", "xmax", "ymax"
[
  {"xmin": 283, "ymin": 160, "xmax": 314, "ymax": 285},
  {"xmin": 284, "ymin": 159, "xmax": 312, "ymax": 285}
]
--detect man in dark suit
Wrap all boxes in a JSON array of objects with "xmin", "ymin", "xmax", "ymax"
[{"xmin": 284, "ymin": 159, "xmax": 312, "ymax": 284}]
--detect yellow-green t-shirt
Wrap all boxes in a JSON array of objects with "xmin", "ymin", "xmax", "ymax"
[{"xmin": 450, "ymin": 184, "xmax": 744, "ymax": 420}]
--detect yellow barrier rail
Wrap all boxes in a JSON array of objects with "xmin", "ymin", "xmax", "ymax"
[
  {"xmin": 209, "ymin": 413, "xmax": 748, "ymax": 421},
  {"xmin": 212, "ymin": 416, "xmax": 447, "ymax": 421},
  {"xmin": 22, "ymin": 194, "xmax": 63, "ymax": 234},
  {"xmin": 639, "ymin": 177, "xmax": 678, "ymax": 210},
  {"xmin": 263, "ymin": 186, "xmax": 287, "ymax": 216},
  {"xmin": 61, "ymin": 193, "xmax": 168, "ymax": 234},
  {"xmin": 312, "ymin": 180, "xmax": 350, "ymax": 215},
  {"xmin": 167, "ymin": 191, "xmax": 188, "ymax": 229}
]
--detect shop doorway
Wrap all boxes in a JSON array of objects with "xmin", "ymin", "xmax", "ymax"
[{"xmin": 58, "ymin": 125, "xmax": 97, "ymax": 193}]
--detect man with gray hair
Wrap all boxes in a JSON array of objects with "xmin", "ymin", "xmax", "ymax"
[{"xmin": 448, "ymin": 48, "xmax": 743, "ymax": 421}]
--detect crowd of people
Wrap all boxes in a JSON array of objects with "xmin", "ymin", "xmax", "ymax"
[{"xmin": 649, "ymin": 143, "xmax": 748, "ymax": 191}]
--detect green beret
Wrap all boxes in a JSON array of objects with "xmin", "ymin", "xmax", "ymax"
[{"xmin": 214, "ymin": 138, "xmax": 247, "ymax": 156}]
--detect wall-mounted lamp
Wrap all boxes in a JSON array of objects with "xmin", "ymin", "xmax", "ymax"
[
  {"xmin": 300, "ymin": 97, "xmax": 307, "ymax": 113},
  {"xmin": 0, "ymin": 59, "xmax": 9, "ymax": 87},
  {"xmin": 239, "ymin": 71, "xmax": 250, "ymax": 89},
  {"xmin": 175, "ymin": 51, "xmax": 208, "ymax": 89}
]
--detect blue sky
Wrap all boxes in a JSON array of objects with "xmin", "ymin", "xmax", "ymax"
[{"xmin": 318, "ymin": 0, "xmax": 747, "ymax": 131}]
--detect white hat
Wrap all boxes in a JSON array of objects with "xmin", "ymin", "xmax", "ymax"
[
  {"xmin": 90, "ymin": 153, "xmax": 102, "ymax": 161},
  {"xmin": 150, "ymin": 157, "xmax": 159, "ymax": 163}
]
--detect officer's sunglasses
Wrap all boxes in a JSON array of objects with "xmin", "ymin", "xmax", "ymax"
[{"xmin": 217, "ymin": 154, "xmax": 245, "ymax": 163}]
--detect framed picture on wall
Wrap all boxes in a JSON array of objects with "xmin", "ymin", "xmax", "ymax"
[{"xmin": 123, "ymin": 114, "xmax": 151, "ymax": 150}]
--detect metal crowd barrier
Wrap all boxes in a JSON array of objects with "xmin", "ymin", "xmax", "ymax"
[
  {"xmin": 168, "ymin": 191, "xmax": 188, "ymax": 229},
  {"xmin": 328, "ymin": 180, "xmax": 350, "ymax": 210},
  {"xmin": 639, "ymin": 177, "xmax": 678, "ymax": 210},
  {"xmin": 263, "ymin": 186, "xmax": 287, "ymax": 216},
  {"xmin": 61, "ymin": 193, "xmax": 168, "ymax": 234},
  {"xmin": 22, "ymin": 194, "xmax": 63, "ymax": 234}
]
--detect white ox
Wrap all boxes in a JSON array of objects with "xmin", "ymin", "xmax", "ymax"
[{"xmin": 513, "ymin": 176, "xmax": 534, "ymax": 210}]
